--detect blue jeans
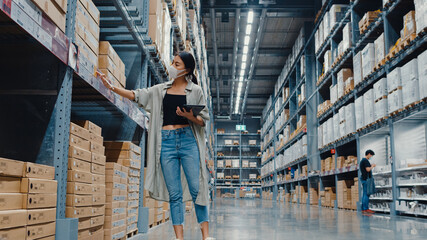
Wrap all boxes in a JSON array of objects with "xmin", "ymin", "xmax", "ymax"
[
  {"xmin": 160, "ymin": 127, "xmax": 209, "ymax": 225},
  {"xmin": 361, "ymin": 180, "xmax": 370, "ymax": 211}
]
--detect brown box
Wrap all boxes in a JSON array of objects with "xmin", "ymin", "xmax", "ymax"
[
  {"xmin": 105, "ymin": 163, "xmax": 122, "ymax": 171},
  {"xmin": 21, "ymin": 178, "xmax": 57, "ymax": 194},
  {"xmin": 105, "ymin": 206, "xmax": 126, "ymax": 216},
  {"xmin": 66, "ymin": 194, "xmax": 92, "ymax": 207},
  {"xmin": 0, "ymin": 193, "xmax": 24, "ymax": 210},
  {"xmin": 0, "ymin": 158, "xmax": 24, "ymax": 177},
  {"xmin": 67, "ymin": 170, "xmax": 92, "ymax": 184},
  {"xmin": 105, "ymin": 188, "xmax": 121, "ymax": 197},
  {"xmin": 91, "ymin": 153, "xmax": 106, "ymax": 166},
  {"xmin": 91, "ymin": 215, "xmax": 105, "ymax": 227},
  {"xmin": 67, "ymin": 182, "xmax": 93, "ymax": 195},
  {"xmin": 91, "ymin": 163, "xmax": 105, "ymax": 175},
  {"xmin": 98, "ymin": 55, "xmax": 120, "ymax": 80},
  {"xmin": 104, "ymin": 141, "xmax": 141, "ymax": 154},
  {"xmin": 27, "ymin": 208, "xmax": 56, "ymax": 226},
  {"xmin": 37, "ymin": 236, "xmax": 55, "ymax": 240},
  {"xmin": 89, "ymin": 132, "xmax": 104, "ymax": 145},
  {"xmin": 92, "ymin": 174, "xmax": 105, "ymax": 184},
  {"xmin": 79, "ymin": 217, "xmax": 92, "ymax": 230},
  {"xmin": 105, "ymin": 174, "xmax": 121, "ymax": 184},
  {"xmin": 23, "ymin": 162, "xmax": 55, "ymax": 180},
  {"xmin": 68, "ymin": 158, "xmax": 91, "ymax": 172},
  {"xmin": 24, "ymin": 194, "xmax": 57, "ymax": 209},
  {"xmin": 106, "ymin": 150, "xmax": 140, "ymax": 161},
  {"xmin": 104, "ymin": 226, "xmax": 126, "ymax": 240},
  {"xmin": 66, "ymin": 206, "xmax": 92, "ymax": 218},
  {"xmin": 117, "ymin": 159, "xmax": 141, "ymax": 170},
  {"xmin": 73, "ymin": 120, "xmax": 102, "ymax": 136},
  {"xmin": 0, "ymin": 176, "xmax": 21, "ymax": 193},
  {"xmin": 26, "ymin": 222, "xmax": 56, "ymax": 240},
  {"xmin": 70, "ymin": 134, "xmax": 91, "ymax": 151},
  {"xmin": 0, "ymin": 227, "xmax": 27, "ymax": 239},
  {"xmin": 99, "ymin": 42, "xmax": 121, "ymax": 66},
  {"xmin": 68, "ymin": 146, "xmax": 91, "ymax": 162},
  {"xmin": 70, "ymin": 122, "xmax": 90, "ymax": 140},
  {"xmin": 105, "ymin": 201, "xmax": 127, "ymax": 210},
  {"xmin": 78, "ymin": 0, "xmax": 100, "ymax": 25},
  {"xmin": 53, "ymin": 0, "xmax": 67, "ymax": 13},
  {"xmin": 91, "ymin": 205, "xmax": 105, "ymax": 216},
  {"xmin": 0, "ymin": 210, "xmax": 27, "ymax": 229},
  {"xmin": 78, "ymin": 228, "xmax": 90, "ymax": 239},
  {"xmin": 31, "ymin": 0, "xmax": 66, "ymax": 32},
  {"xmin": 148, "ymin": 208, "xmax": 155, "ymax": 226},
  {"xmin": 92, "ymin": 194, "xmax": 106, "ymax": 205},
  {"xmin": 90, "ymin": 142, "xmax": 105, "ymax": 155},
  {"xmin": 92, "ymin": 184, "xmax": 106, "ymax": 195},
  {"xmin": 402, "ymin": 11, "xmax": 416, "ymax": 40},
  {"xmin": 106, "ymin": 182, "xmax": 126, "ymax": 191}
]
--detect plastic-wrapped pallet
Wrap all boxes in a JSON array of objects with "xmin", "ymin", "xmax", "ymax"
[
  {"xmin": 355, "ymin": 96, "xmax": 364, "ymax": 129},
  {"xmin": 375, "ymin": 98, "xmax": 388, "ymax": 121},
  {"xmin": 374, "ymin": 78, "xmax": 388, "ymax": 101},
  {"xmin": 327, "ymin": 118, "xmax": 334, "ymax": 144},
  {"xmin": 330, "ymin": 4, "xmax": 348, "ymax": 26},
  {"xmin": 322, "ymin": 121, "xmax": 328, "ymax": 146},
  {"xmin": 330, "ymin": 85, "xmax": 338, "ymax": 104},
  {"xmin": 364, "ymin": 89, "xmax": 374, "ymax": 125},
  {"xmin": 323, "ymin": 11, "xmax": 330, "ymax": 38},
  {"xmin": 401, "ymin": 58, "xmax": 420, "ymax": 107},
  {"xmin": 325, "ymin": 50, "xmax": 332, "ymax": 73},
  {"xmin": 339, "ymin": 107, "xmax": 346, "ymax": 138},
  {"xmin": 301, "ymin": 55, "xmax": 305, "ymax": 77},
  {"xmin": 415, "ymin": 0, "xmax": 427, "ymax": 34},
  {"xmin": 353, "ymin": 51, "xmax": 363, "ymax": 86},
  {"xmin": 388, "ymin": 88, "xmax": 403, "ymax": 113},
  {"xmin": 387, "ymin": 67, "xmax": 402, "ymax": 92},
  {"xmin": 333, "ymin": 114, "xmax": 340, "ymax": 141},
  {"xmin": 418, "ymin": 50, "xmax": 427, "ymax": 99},
  {"xmin": 374, "ymin": 33, "xmax": 385, "ymax": 66},
  {"xmin": 345, "ymin": 103, "xmax": 355, "ymax": 134},
  {"xmin": 318, "ymin": 124, "xmax": 323, "ymax": 148},
  {"xmin": 161, "ymin": 3, "xmax": 172, "ymax": 66},
  {"xmin": 361, "ymin": 43, "xmax": 375, "ymax": 79},
  {"xmin": 343, "ymin": 23, "xmax": 352, "ymax": 51}
]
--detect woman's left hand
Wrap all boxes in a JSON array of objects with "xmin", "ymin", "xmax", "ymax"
[{"xmin": 176, "ymin": 107, "xmax": 194, "ymax": 119}]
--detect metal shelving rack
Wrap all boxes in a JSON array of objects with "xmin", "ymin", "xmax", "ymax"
[
  {"xmin": 214, "ymin": 131, "xmax": 262, "ymax": 197},
  {"xmin": 0, "ymin": 0, "xmax": 212, "ymax": 238},
  {"xmin": 260, "ymin": 0, "xmax": 427, "ymax": 217}
]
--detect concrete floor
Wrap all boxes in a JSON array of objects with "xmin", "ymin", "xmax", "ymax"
[{"xmin": 141, "ymin": 198, "xmax": 427, "ymax": 240}]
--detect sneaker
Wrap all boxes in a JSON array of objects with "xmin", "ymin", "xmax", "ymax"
[{"xmin": 366, "ymin": 209, "xmax": 375, "ymax": 213}]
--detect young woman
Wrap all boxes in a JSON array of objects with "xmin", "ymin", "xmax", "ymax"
[{"xmin": 100, "ymin": 52, "xmax": 214, "ymax": 240}]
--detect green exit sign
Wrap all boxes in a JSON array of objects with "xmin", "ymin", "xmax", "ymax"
[{"xmin": 236, "ymin": 125, "xmax": 246, "ymax": 131}]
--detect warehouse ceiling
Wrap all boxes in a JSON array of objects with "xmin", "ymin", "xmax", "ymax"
[{"xmin": 201, "ymin": 0, "xmax": 317, "ymax": 119}]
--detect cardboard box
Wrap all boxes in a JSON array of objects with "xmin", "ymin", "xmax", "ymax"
[
  {"xmin": 402, "ymin": 11, "xmax": 416, "ymax": 39},
  {"xmin": 104, "ymin": 226, "xmax": 126, "ymax": 240},
  {"xmin": 66, "ymin": 194, "xmax": 93, "ymax": 207},
  {"xmin": 90, "ymin": 142, "xmax": 105, "ymax": 155},
  {"xmin": 0, "ymin": 176, "xmax": 21, "ymax": 193},
  {"xmin": 92, "ymin": 194, "xmax": 106, "ymax": 205},
  {"xmin": 21, "ymin": 178, "xmax": 57, "ymax": 194},
  {"xmin": 92, "ymin": 184, "xmax": 106, "ymax": 195},
  {"xmin": 98, "ymin": 55, "xmax": 120, "ymax": 81},
  {"xmin": 78, "ymin": 0, "xmax": 100, "ymax": 25},
  {"xmin": 70, "ymin": 122, "xmax": 90, "ymax": 140},
  {"xmin": 106, "ymin": 150, "xmax": 140, "ymax": 161},
  {"xmin": 31, "ymin": 0, "xmax": 66, "ymax": 32},
  {"xmin": 68, "ymin": 158, "xmax": 91, "ymax": 172},
  {"xmin": 91, "ymin": 153, "xmax": 106, "ymax": 166},
  {"xmin": 362, "ymin": 43, "xmax": 375, "ymax": 79},
  {"xmin": 418, "ymin": 49, "xmax": 427, "ymax": 99},
  {"xmin": 117, "ymin": 159, "xmax": 141, "ymax": 170},
  {"xmin": 89, "ymin": 132, "xmax": 104, "ymax": 145},
  {"xmin": 69, "ymin": 146, "xmax": 91, "ymax": 162},
  {"xmin": 0, "ymin": 193, "xmax": 24, "ymax": 210},
  {"xmin": 79, "ymin": 217, "xmax": 92, "ymax": 230},
  {"xmin": 24, "ymin": 194, "xmax": 57, "ymax": 209},
  {"xmin": 70, "ymin": 134, "xmax": 90, "ymax": 151},
  {"xmin": 104, "ymin": 217, "xmax": 126, "ymax": 229},
  {"xmin": 73, "ymin": 120, "xmax": 102, "ymax": 136},
  {"xmin": 0, "ymin": 158, "xmax": 24, "ymax": 177},
  {"xmin": 91, "ymin": 215, "xmax": 104, "ymax": 228},
  {"xmin": 92, "ymin": 174, "xmax": 105, "ymax": 185},
  {"xmin": 0, "ymin": 227, "xmax": 27, "ymax": 239},
  {"xmin": 26, "ymin": 221, "xmax": 56, "ymax": 240},
  {"xmin": 91, "ymin": 163, "xmax": 105, "ymax": 175},
  {"xmin": 105, "ymin": 201, "xmax": 127, "ymax": 209},
  {"xmin": 374, "ymin": 33, "xmax": 385, "ymax": 65},
  {"xmin": 401, "ymin": 58, "xmax": 420, "ymax": 106},
  {"xmin": 92, "ymin": 205, "xmax": 105, "ymax": 216},
  {"xmin": 67, "ymin": 170, "xmax": 92, "ymax": 184},
  {"xmin": 27, "ymin": 208, "xmax": 56, "ymax": 225},
  {"xmin": 37, "ymin": 236, "xmax": 55, "ymax": 240},
  {"xmin": 23, "ymin": 162, "xmax": 55, "ymax": 180},
  {"xmin": 66, "ymin": 206, "xmax": 92, "ymax": 218},
  {"xmin": 387, "ymin": 67, "xmax": 402, "ymax": 91},
  {"xmin": 105, "ymin": 207, "xmax": 126, "ymax": 216},
  {"xmin": 67, "ymin": 182, "xmax": 93, "ymax": 195},
  {"xmin": 105, "ymin": 163, "xmax": 122, "ymax": 171},
  {"xmin": 98, "ymin": 42, "xmax": 121, "ymax": 67},
  {"xmin": 104, "ymin": 141, "xmax": 142, "ymax": 154},
  {"xmin": 0, "ymin": 210, "xmax": 27, "ymax": 229}
]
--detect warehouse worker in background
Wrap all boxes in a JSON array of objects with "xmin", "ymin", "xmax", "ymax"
[
  {"xmin": 100, "ymin": 51, "xmax": 215, "ymax": 240},
  {"xmin": 360, "ymin": 150, "xmax": 376, "ymax": 214}
]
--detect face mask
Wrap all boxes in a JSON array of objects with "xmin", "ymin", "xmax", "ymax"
[{"xmin": 168, "ymin": 65, "xmax": 186, "ymax": 79}]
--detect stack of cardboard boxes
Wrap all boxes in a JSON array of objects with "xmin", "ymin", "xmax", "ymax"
[
  {"xmin": 99, "ymin": 42, "xmax": 126, "ymax": 89},
  {"xmin": 310, "ymin": 188, "xmax": 319, "ymax": 205},
  {"xmin": 30, "ymin": 0, "xmax": 67, "ymax": 33},
  {"xmin": 320, "ymin": 187, "xmax": 336, "ymax": 207},
  {"xmin": 336, "ymin": 155, "xmax": 357, "ymax": 169},
  {"xmin": 67, "ymin": 121, "xmax": 106, "ymax": 240},
  {"xmin": 337, "ymin": 179, "xmax": 358, "ymax": 210},
  {"xmin": 0, "ymin": 158, "xmax": 57, "ymax": 239},
  {"xmin": 104, "ymin": 141, "xmax": 142, "ymax": 237},
  {"xmin": 75, "ymin": 0, "xmax": 100, "ymax": 74},
  {"xmin": 148, "ymin": 1, "xmax": 173, "ymax": 67},
  {"xmin": 104, "ymin": 162, "xmax": 127, "ymax": 240}
]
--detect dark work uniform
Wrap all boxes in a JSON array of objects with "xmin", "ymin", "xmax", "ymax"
[
  {"xmin": 360, "ymin": 157, "xmax": 372, "ymax": 210},
  {"xmin": 359, "ymin": 158, "xmax": 372, "ymax": 181}
]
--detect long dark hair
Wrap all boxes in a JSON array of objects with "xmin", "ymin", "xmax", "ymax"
[{"xmin": 178, "ymin": 51, "xmax": 198, "ymax": 85}]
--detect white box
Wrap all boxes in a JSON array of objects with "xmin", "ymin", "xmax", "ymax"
[
  {"xmin": 374, "ymin": 33, "xmax": 385, "ymax": 65},
  {"xmin": 345, "ymin": 103, "xmax": 356, "ymax": 134},
  {"xmin": 364, "ymin": 89, "xmax": 375, "ymax": 125},
  {"xmin": 217, "ymin": 160, "xmax": 224, "ymax": 168},
  {"xmin": 161, "ymin": 4, "xmax": 172, "ymax": 66},
  {"xmin": 343, "ymin": 23, "xmax": 352, "ymax": 51},
  {"xmin": 224, "ymin": 140, "xmax": 233, "ymax": 145},
  {"xmin": 339, "ymin": 107, "xmax": 346, "ymax": 138},
  {"xmin": 387, "ymin": 67, "xmax": 402, "ymax": 91},
  {"xmin": 232, "ymin": 160, "xmax": 239, "ymax": 168},
  {"xmin": 355, "ymin": 96, "xmax": 365, "ymax": 129},
  {"xmin": 324, "ymin": 11, "xmax": 330, "ymax": 38},
  {"xmin": 318, "ymin": 125, "xmax": 323, "ymax": 148},
  {"xmin": 337, "ymin": 77, "xmax": 344, "ymax": 99},
  {"xmin": 353, "ymin": 51, "xmax": 363, "ymax": 86},
  {"xmin": 362, "ymin": 43, "xmax": 375, "ymax": 79},
  {"xmin": 415, "ymin": 0, "xmax": 427, "ymax": 34},
  {"xmin": 333, "ymin": 114, "xmax": 340, "ymax": 141},
  {"xmin": 217, "ymin": 172, "xmax": 224, "ymax": 179},
  {"xmin": 325, "ymin": 50, "xmax": 332, "ymax": 73},
  {"xmin": 401, "ymin": 58, "xmax": 419, "ymax": 81},
  {"xmin": 401, "ymin": 59, "xmax": 420, "ymax": 106},
  {"xmin": 374, "ymin": 78, "xmax": 388, "ymax": 100},
  {"xmin": 327, "ymin": 118, "xmax": 334, "ymax": 144},
  {"xmin": 330, "ymin": 85, "xmax": 338, "ymax": 104},
  {"xmin": 330, "ymin": 4, "xmax": 348, "ymax": 26},
  {"xmin": 322, "ymin": 121, "xmax": 328, "ymax": 146},
  {"xmin": 388, "ymin": 89, "xmax": 403, "ymax": 113},
  {"xmin": 418, "ymin": 50, "xmax": 427, "ymax": 99},
  {"xmin": 375, "ymin": 98, "xmax": 388, "ymax": 121}
]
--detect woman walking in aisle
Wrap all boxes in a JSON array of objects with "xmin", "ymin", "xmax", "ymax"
[{"xmin": 100, "ymin": 51, "xmax": 214, "ymax": 240}]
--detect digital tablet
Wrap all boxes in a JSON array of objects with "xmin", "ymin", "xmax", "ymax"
[{"xmin": 182, "ymin": 104, "xmax": 205, "ymax": 117}]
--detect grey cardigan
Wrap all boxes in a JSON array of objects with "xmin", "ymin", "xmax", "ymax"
[{"xmin": 132, "ymin": 80, "xmax": 210, "ymax": 206}]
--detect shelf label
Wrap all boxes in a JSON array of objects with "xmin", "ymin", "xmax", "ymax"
[{"xmin": 236, "ymin": 125, "xmax": 246, "ymax": 131}]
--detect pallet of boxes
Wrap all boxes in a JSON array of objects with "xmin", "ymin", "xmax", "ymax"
[
  {"xmin": 104, "ymin": 141, "xmax": 143, "ymax": 238},
  {"xmin": 144, "ymin": 190, "xmax": 170, "ymax": 228},
  {"xmin": 337, "ymin": 178, "xmax": 358, "ymax": 210},
  {"xmin": 0, "ymin": 158, "xmax": 57, "ymax": 239},
  {"xmin": 67, "ymin": 121, "xmax": 106, "ymax": 240}
]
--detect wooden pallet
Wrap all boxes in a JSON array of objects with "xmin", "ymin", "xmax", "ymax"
[
  {"xmin": 373, "ymin": 59, "xmax": 386, "ymax": 72},
  {"xmin": 127, "ymin": 229, "xmax": 138, "ymax": 238},
  {"xmin": 389, "ymin": 108, "xmax": 403, "ymax": 117},
  {"xmin": 225, "ymin": 176, "xmax": 232, "ymax": 179}
]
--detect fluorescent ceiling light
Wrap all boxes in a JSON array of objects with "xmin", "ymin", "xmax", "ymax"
[
  {"xmin": 248, "ymin": 10, "xmax": 254, "ymax": 24},
  {"xmin": 239, "ymin": 76, "xmax": 244, "ymax": 81},
  {"xmin": 240, "ymin": 69, "xmax": 245, "ymax": 76},
  {"xmin": 238, "ymin": 81, "xmax": 243, "ymax": 89},
  {"xmin": 244, "ymin": 36, "xmax": 250, "ymax": 45},
  {"xmin": 246, "ymin": 24, "xmax": 252, "ymax": 35},
  {"xmin": 241, "ymin": 62, "xmax": 246, "ymax": 70},
  {"xmin": 242, "ymin": 55, "xmax": 247, "ymax": 62},
  {"xmin": 243, "ymin": 46, "xmax": 249, "ymax": 54}
]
